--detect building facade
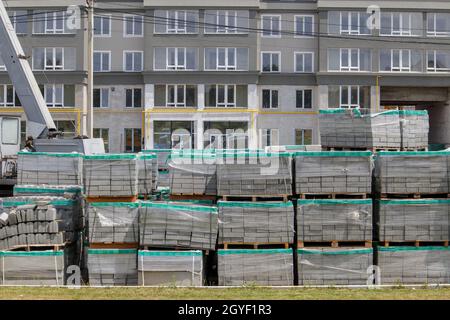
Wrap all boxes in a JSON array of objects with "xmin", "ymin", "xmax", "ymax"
[{"xmin": 2, "ymin": 0, "xmax": 450, "ymax": 152}]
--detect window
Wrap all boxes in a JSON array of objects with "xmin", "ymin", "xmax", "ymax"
[
  {"xmin": 93, "ymin": 88, "xmax": 109, "ymax": 108},
  {"xmin": 261, "ymin": 52, "xmax": 280, "ymax": 72},
  {"xmin": 295, "ymin": 52, "xmax": 314, "ymax": 72},
  {"xmin": 124, "ymin": 51, "xmax": 143, "ymax": 72},
  {"xmin": 94, "ymin": 15, "xmax": 111, "ymax": 37},
  {"xmin": 154, "ymin": 10, "xmax": 198, "ymax": 34},
  {"xmin": 338, "ymin": 11, "xmax": 370, "ymax": 35},
  {"xmin": 124, "ymin": 128, "xmax": 141, "ymax": 152},
  {"xmin": 427, "ymin": 13, "xmax": 450, "ymax": 37},
  {"xmin": 2, "ymin": 118, "xmax": 19, "ymax": 145},
  {"xmin": 328, "ymin": 86, "xmax": 370, "ymax": 109},
  {"xmin": 295, "ymin": 15, "xmax": 313, "ymax": 37},
  {"xmin": 262, "ymin": 89, "xmax": 278, "ymax": 109},
  {"xmin": 54, "ymin": 120, "xmax": 76, "ymax": 139},
  {"xmin": 260, "ymin": 129, "xmax": 279, "ymax": 148},
  {"xmin": 380, "ymin": 12, "xmax": 423, "ymax": 36},
  {"xmin": 125, "ymin": 88, "xmax": 142, "ymax": 108},
  {"xmin": 9, "ymin": 11, "xmax": 27, "ymax": 34},
  {"xmin": 93, "ymin": 128, "xmax": 109, "ymax": 152},
  {"xmin": 93, "ymin": 51, "xmax": 110, "ymax": 72},
  {"xmin": 32, "ymin": 47, "xmax": 76, "ymax": 70},
  {"xmin": 296, "ymin": 90, "xmax": 312, "ymax": 109},
  {"xmin": 33, "ymin": 10, "xmax": 74, "ymax": 34},
  {"xmin": 166, "ymin": 85, "xmax": 196, "ymax": 107},
  {"xmin": 204, "ymin": 10, "xmax": 249, "ymax": 34},
  {"xmin": 167, "ymin": 10, "xmax": 187, "ymax": 33},
  {"xmin": 205, "ymin": 85, "xmax": 236, "ymax": 107},
  {"xmin": 124, "ymin": 14, "xmax": 143, "ymax": 37},
  {"xmin": 41, "ymin": 84, "xmax": 64, "ymax": 107},
  {"xmin": 205, "ymin": 48, "xmax": 249, "ymax": 71},
  {"xmin": 154, "ymin": 48, "xmax": 197, "ymax": 71},
  {"xmin": 427, "ymin": 50, "xmax": 450, "ymax": 72},
  {"xmin": 262, "ymin": 15, "xmax": 281, "ymax": 37},
  {"xmin": 380, "ymin": 49, "xmax": 422, "ymax": 72},
  {"xmin": 0, "ymin": 85, "xmax": 21, "ymax": 107},
  {"xmin": 295, "ymin": 129, "xmax": 312, "ymax": 145},
  {"xmin": 328, "ymin": 48, "xmax": 371, "ymax": 72}
]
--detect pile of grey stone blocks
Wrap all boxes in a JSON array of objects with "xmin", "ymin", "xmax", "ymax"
[
  {"xmin": 13, "ymin": 184, "xmax": 83, "ymax": 199},
  {"xmin": 138, "ymin": 250, "xmax": 204, "ymax": 286},
  {"xmin": 298, "ymin": 248, "xmax": 373, "ymax": 286},
  {"xmin": 297, "ymin": 200, "xmax": 373, "ymax": 242},
  {"xmin": 294, "ymin": 152, "xmax": 372, "ymax": 194},
  {"xmin": 88, "ymin": 202, "xmax": 139, "ymax": 244},
  {"xmin": 84, "ymin": 154, "xmax": 138, "ymax": 197},
  {"xmin": 319, "ymin": 109, "xmax": 401, "ymax": 149},
  {"xmin": 377, "ymin": 246, "xmax": 450, "ymax": 284},
  {"xmin": 146, "ymin": 149, "xmax": 171, "ymax": 171},
  {"xmin": 377, "ymin": 199, "xmax": 450, "ymax": 241},
  {"xmin": 217, "ymin": 153, "xmax": 292, "ymax": 196},
  {"xmin": 0, "ymin": 250, "xmax": 65, "ymax": 285},
  {"xmin": 139, "ymin": 202, "xmax": 218, "ymax": 250},
  {"xmin": 218, "ymin": 201, "xmax": 295, "ymax": 244},
  {"xmin": 17, "ymin": 152, "xmax": 83, "ymax": 186},
  {"xmin": 217, "ymin": 249, "xmax": 294, "ymax": 286},
  {"xmin": 374, "ymin": 152, "xmax": 449, "ymax": 194},
  {"xmin": 87, "ymin": 248, "xmax": 138, "ymax": 286},
  {"xmin": 158, "ymin": 170, "xmax": 170, "ymax": 188},
  {"xmin": 137, "ymin": 153, "xmax": 157, "ymax": 195},
  {"xmin": 399, "ymin": 110, "xmax": 429, "ymax": 150}
]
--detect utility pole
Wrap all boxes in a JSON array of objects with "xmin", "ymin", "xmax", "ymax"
[{"xmin": 84, "ymin": 0, "xmax": 94, "ymax": 138}]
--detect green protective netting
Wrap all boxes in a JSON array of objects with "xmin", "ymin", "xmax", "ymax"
[
  {"xmin": 298, "ymin": 199, "xmax": 373, "ymax": 205},
  {"xmin": 0, "ymin": 250, "xmax": 64, "ymax": 257},
  {"xmin": 293, "ymin": 151, "xmax": 372, "ymax": 157},
  {"xmin": 218, "ymin": 201, "xmax": 293, "ymax": 208},
  {"xmin": 319, "ymin": 109, "xmax": 400, "ymax": 117},
  {"xmin": 1, "ymin": 199, "xmax": 76, "ymax": 207},
  {"xmin": 159, "ymin": 170, "xmax": 169, "ymax": 175},
  {"xmin": 377, "ymin": 151, "xmax": 450, "ymax": 156},
  {"xmin": 378, "ymin": 246, "xmax": 450, "ymax": 252},
  {"xmin": 13, "ymin": 186, "xmax": 83, "ymax": 194},
  {"xmin": 398, "ymin": 110, "xmax": 428, "ymax": 116},
  {"xmin": 18, "ymin": 151, "xmax": 82, "ymax": 158},
  {"xmin": 139, "ymin": 201, "xmax": 218, "ymax": 214},
  {"xmin": 297, "ymin": 248, "xmax": 373, "ymax": 255},
  {"xmin": 169, "ymin": 200, "xmax": 215, "ymax": 205},
  {"xmin": 87, "ymin": 249, "xmax": 137, "ymax": 255},
  {"xmin": 84, "ymin": 153, "xmax": 137, "ymax": 160},
  {"xmin": 379, "ymin": 199, "xmax": 450, "ymax": 205},
  {"xmin": 218, "ymin": 249, "xmax": 292, "ymax": 255},
  {"xmin": 138, "ymin": 250, "xmax": 202, "ymax": 257},
  {"xmin": 142, "ymin": 149, "xmax": 172, "ymax": 153},
  {"xmin": 89, "ymin": 202, "xmax": 140, "ymax": 208},
  {"xmin": 137, "ymin": 153, "xmax": 157, "ymax": 160}
]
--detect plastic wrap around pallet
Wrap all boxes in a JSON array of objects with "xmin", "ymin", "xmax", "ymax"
[
  {"xmin": 377, "ymin": 246, "xmax": 450, "ymax": 285},
  {"xmin": 297, "ymin": 200, "xmax": 373, "ymax": 242},
  {"xmin": 17, "ymin": 152, "xmax": 83, "ymax": 186},
  {"xmin": 218, "ymin": 201, "xmax": 295, "ymax": 244},
  {"xmin": 217, "ymin": 151, "xmax": 292, "ymax": 197},
  {"xmin": 0, "ymin": 250, "xmax": 65, "ymax": 286},
  {"xmin": 399, "ymin": 110, "xmax": 429, "ymax": 149},
  {"xmin": 84, "ymin": 154, "xmax": 138, "ymax": 197},
  {"xmin": 137, "ymin": 153, "xmax": 157, "ymax": 195},
  {"xmin": 88, "ymin": 202, "xmax": 139, "ymax": 244},
  {"xmin": 218, "ymin": 249, "xmax": 293, "ymax": 286},
  {"xmin": 374, "ymin": 151, "xmax": 450, "ymax": 194},
  {"xmin": 138, "ymin": 250, "xmax": 204, "ymax": 286},
  {"xmin": 298, "ymin": 248, "xmax": 373, "ymax": 286},
  {"xmin": 139, "ymin": 201, "xmax": 218, "ymax": 250},
  {"xmin": 377, "ymin": 199, "xmax": 450, "ymax": 241},
  {"xmin": 294, "ymin": 151, "xmax": 372, "ymax": 195},
  {"xmin": 87, "ymin": 248, "xmax": 138, "ymax": 286},
  {"xmin": 13, "ymin": 185, "xmax": 83, "ymax": 198}
]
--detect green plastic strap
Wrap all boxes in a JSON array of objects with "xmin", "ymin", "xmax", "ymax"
[
  {"xmin": 299, "ymin": 199, "xmax": 372, "ymax": 205},
  {"xmin": 89, "ymin": 202, "xmax": 140, "ymax": 208},
  {"xmin": 18, "ymin": 151, "xmax": 81, "ymax": 158},
  {"xmin": 293, "ymin": 151, "xmax": 371, "ymax": 157},
  {"xmin": 138, "ymin": 250, "xmax": 202, "ymax": 257},
  {"xmin": 218, "ymin": 201, "xmax": 293, "ymax": 208},
  {"xmin": 159, "ymin": 170, "xmax": 169, "ymax": 175},
  {"xmin": 84, "ymin": 154, "xmax": 137, "ymax": 160},
  {"xmin": 218, "ymin": 249, "xmax": 292, "ymax": 255},
  {"xmin": 398, "ymin": 110, "xmax": 428, "ymax": 116},
  {"xmin": 137, "ymin": 153, "xmax": 157, "ymax": 160},
  {"xmin": 298, "ymin": 248, "xmax": 373, "ymax": 255},
  {"xmin": 88, "ymin": 249, "xmax": 137, "ymax": 254},
  {"xmin": 14, "ymin": 186, "xmax": 82, "ymax": 194},
  {"xmin": 2, "ymin": 199, "xmax": 75, "ymax": 207},
  {"xmin": 140, "ymin": 201, "xmax": 218, "ymax": 214},
  {"xmin": 0, "ymin": 250, "xmax": 63, "ymax": 257},
  {"xmin": 379, "ymin": 199, "xmax": 450, "ymax": 205},
  {"xmin": 319, "ymin": 109, "xmax": 347, "ymax": 114},
  {"xmin": 378, "ymin": 246, "xmax": 450, "ymax": 252},
  {"xmin": 378, "ymin": 151, "xmax": 450, "ymax": 156}
]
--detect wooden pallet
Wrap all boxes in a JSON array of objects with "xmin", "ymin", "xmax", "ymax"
[
  {"xmin": 220, "ymin": 242, "xmax": 290, "ymax": 250},
  {"xmin": 380, "ymin": 193, "xmax": 450, "ymax": 199},
  {"xmin": 401, "ymin": 147, "xmax": 428, "ymax": 152},
  {"xmin": 378, "ymin": 240, "xmax": 449, "ymax": 248},
  {"xmin": 89, "ymin": 242, "xmax": 139, "ymax": 249},
  {"xmin": 322, "ymin": 147, "xmax": 369, "ymax": 152},
  {"xmin": 169, "ymin": 194, "xmax": 217, "ymax": 201},
  {"xmin": 86, "ymin": 195, "xmax": 138, "ymax": 203},
  {"xmin": 219, "ymin": 195, "xmax": 290, "ymax": 202},
  {"xmin": 297, "ymin": 240, "xmax": 372, "ymax": 248},
  {"xmin": 8, "ymin": 243, "xmax": 66, "ymax": 252},
  {"xmin": 298, "ymin": 193, "xmax": 369, "ymax": 200}
]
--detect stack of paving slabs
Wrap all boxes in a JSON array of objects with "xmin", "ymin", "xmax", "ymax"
[
  {"xmin": 297, "ymin": 248, "xmax": 373, "ymax": 285},
  {"xmin": 169, "ymin": 150, "xmax": 217, "ymax": 196},
  {"xmin": 374, "ymin": 151, "xmax": 450, "ymax": 195},
  {"xmin": 158, "ymin": 170, "xmax": 170, "ymax": 188},
  {"xmin": 17, "ymin": 152, "xmax": 83, "ymax": 185},
  {"xmin": 0, "ymin": 250, "xmax": 65, "ymax": 285},
  {"xmin": 297, "ymin": 200, "xmax": 373, "ymax": 242},
  {"xmin": 399, "ymin": 110, "xmax": 429, "ymax": 150},
  {"xmin": 138, "ymin": 250, "xmax": 204, "ymax": 286},
  {"xmin": 88, "ymin": 202, "xmax": 139, "ymax": 244},
  {"xmin": 144, "ymin": 149, "xmax": 171, "ymax": 171},
  {"xmin": 265, "ymin": 145, "xmax": 322, "ymax": 152},
  {"xmin": 139, "ymin": 201, "xmax": 218, "ymax": 250},
  {"xmin": 217, "ymin": 151, "xmax": 292, "ymax": 197},
  {"xmin": 137, "ymin": 153, "xmax": 157, "ymax": 196},
  {"xmin": 377, "ymin": 199, "xmax": 450, "ymax": 242},
  {"xmin": 218, "ymin": 201, "xmax": 294, "ymax": 244},
  {"xmin": 87, "ymin": 248, "xmax": 138, "ymax": 286},
  {"xmin": 319, "ymin": 109, "xmax": 401, "ymax": 149},
  {"xmin": 13, "ymin": 184, "xmax": 83, "ymax": 199},
  {"xmin": 84, "ymin": 154, "xmax": 138, "ymax": 197},
  {"xmin": 294, "ymin": 151, "xmax": 372, "ymax": 195},
  {"xmin": 377, "ymin": 246, "xmax": 450, "ymax": 284},
  {"xmin": 217, "ymin": 249, "xmax": 293, "ymax": 286}
]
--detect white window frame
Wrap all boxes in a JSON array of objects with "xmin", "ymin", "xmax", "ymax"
[
  {"xmin": 382, "ymin": 12, "xmax": 414, "ymax": 37},
  {"xmin": 427, "ymin": 50, "xmax": 450, "ymax": 72},
  {"xmin": 339, "ymin": 85, "xmax": 360, "ymax": 109},
  {"xmin": 294, "ymin": 128, "xmax": 313, "ymax": 145},
  {"xmin": 340, "ymin": 11, "xmax": 370, "ymax": 35},
  {"xmin": 166, "ymin": 48, "xmax": 187, "ymax": 70},
  {"xmin": 166, "ymin": 84, "xmax": 190, "ymax": 107},
  {"xmin": 94, "ymin": 14, "xmax": 111, "ymax": 37},
  {"xmin": 44, "ymin": 11, "xmax": 65, "ymax": 34},
  {"xmin": 93, "ymin": 87, "xmax": 110, "ymax": 108},
  {"xmin": 125, "ymin": 88, "xmax": 142, "ymax": 108},
  {"xmin": 261, "ymin": 15, "xmax": 281, "ymax": 38},
  {"xmin": 261, "ymin": 51, "xmax": 281, "ymax": 73},
  {"xmin": 93, "ymin": 128, "xmax": 110, "ymax": 151},
  {"xmin": 427, "ymin": 13, "xmax": 450, "ymax": 37},
  {"xmin": 124, "ymin": 128, "xmax": 141, "ymax": 153},
  {"xmin": 260, "ymin": 128, "xmax": 279, "ymax": 147},
  {"xmin": 123, "ymin": 14, "xmax": 144, "ymax": 37},
  {"xmin": 167, "ymin": 10, "xmax": 187, "ymax": 34},
  {"xmin": 262, "ymin": 89, "xmax": 279, "ymax": 109},
  {"xmin": 391, "ymin": 49, "xmax": 411, "ymax": 72},
  {"xmin": 9, "ymin": 11, "xmax": 27, "ymax": 35},
  {"xmin": 295, "ymin": 15, "xmax": 314, "ymax": 37},
  {"xmin": 295, "ymin": 89, "xmax": 313, "ymax": 109},
  {"xmin": 44, "ymin": 48, "xmax": 64, "ymax": 70},
  {"xmin": 93, "ymin": 51, "xmax": 111, "ymax": 72},
  {"xmin": 340, "ymin": 48, "xmax": 360, "ymax": 71},
  {"xmin": 294, "ymin": 52, "xmax": 314, "ymax": 73},
  {"xmin": 0, "ymin": 85, "xmax": 17, "ymax": 107},
  {"xmin": 204, "ymin": 48, "xmax": 237, "ymax": 71},
  {"xmin": 208, "ymin": 84, "xmax": 236, "ymax": 108},
  {"xmin": 44, "ymin": 84, "xmax": 64, "ymax": 107},
  {"xmin": 123, "ymin": 51, "xmax": 143, "ymax": 72},
  {"xmin": 215, "ymin": 11, "xmax": 238, "ymax": 34}
]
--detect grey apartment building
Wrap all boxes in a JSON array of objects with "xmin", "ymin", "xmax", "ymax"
[{"xmin": 2, "ymin": 0, "xmax": 450, "ymax": 152}]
